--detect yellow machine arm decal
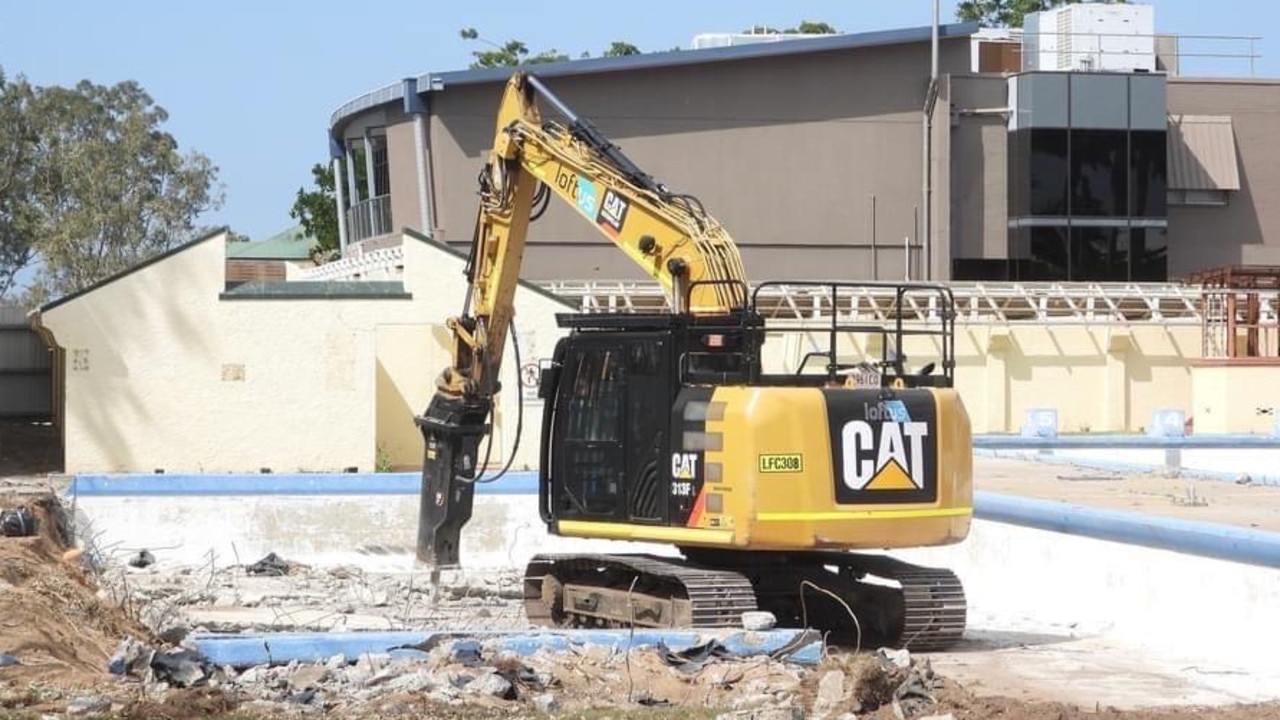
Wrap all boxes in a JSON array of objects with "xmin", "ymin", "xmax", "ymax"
[
  {"xmin": 510, "ymin": 117, "xmax": 748, "ymax": 315},
  {"xmin": 755, "ymin": 507, "xmax": 973, "ymax": 522}
]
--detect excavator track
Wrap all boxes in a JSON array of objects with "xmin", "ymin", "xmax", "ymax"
[
  {"xmin": 820, "ymin": 552, "xmax": 967, "ymax": 652},
  {"xmin": 522, "ymin": 550, "xmax": 966, "ymax": 651},
  {"xmin": 523, "ymin": 553, "xmax": 758, "ymax": 630}
]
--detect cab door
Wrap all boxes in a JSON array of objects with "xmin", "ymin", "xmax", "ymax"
[
  {"xmin": 549, "ymin": 333, "xmax": 672, "ymax": 525},
  {"xmin": 551, "ymin": 340, "xmax": 628, "ymax": 522}
]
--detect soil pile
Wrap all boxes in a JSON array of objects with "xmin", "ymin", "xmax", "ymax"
[{"xmin": 0, "ymin": 492, "xmax": 151, "ymax": 684}]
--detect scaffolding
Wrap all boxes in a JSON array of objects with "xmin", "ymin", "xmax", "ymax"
[
  {"xmin": 299, "ymin": 246, "xmax": 405, "ymax": 282},
  {"xmin": 292, "ymin": 247, "xmax": 1280, "ymax": 332},
  {"xmin": 1186, "ymin": 265, "xmax": 1280, "ymax": 360},
  {"xmin": 539, "ymin": 279, "xmax": 1273, "ymax": 326}
]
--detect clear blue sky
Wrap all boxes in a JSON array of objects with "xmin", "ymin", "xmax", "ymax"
[{"xmin": 1, "ymin": 1, "xmax": 1273, "ymax": 242}]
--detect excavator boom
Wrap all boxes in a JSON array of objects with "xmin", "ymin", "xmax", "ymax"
[{"xmin": 415, "ymin": 71, "xmax": 750, "ymax": 567}]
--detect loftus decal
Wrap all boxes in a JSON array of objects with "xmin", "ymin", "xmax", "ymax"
[{"xmin": 825, "ymin": 391, "xmax": 938, "ymax": 504}]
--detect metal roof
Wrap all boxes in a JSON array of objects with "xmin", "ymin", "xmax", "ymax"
[
  {"xmin": 1167, "ymin": 114, "xmax": 1241, "ymax": 191},
  {"xmin": 330, "ymin": 21, "xmax": 981, "ymax": 131},
  {"xmin": 219, "ymin": 281, "xmax": 410, "ymax": 300},
  {"xmin": 228, "ymin": 225, "xmax": 316, "ymax": 260}
]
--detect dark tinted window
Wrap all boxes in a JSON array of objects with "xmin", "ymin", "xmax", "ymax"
[
  {"xmin": 1028, "ymin": 227, "xmax": 1069, "ymax": 281},
  {"xmin": 1071, "ymin": 129, "xmax": 1128, "ymax": 217},
  {"xmin": 373, "ymin": 142, "xmax": 391, "ymax": 197},
  {"xmin": 1131, "ymin": 228, "xmax": 1169, "ymax": 281},
  {"xmin": 1029, "ymin": 129, "xmax": 1069, "ymax": 216},
  {"xmin": 565, "ymin": 349, "xmax": 624, "ymax": 442},
  {"xmin": 1008, "ymin": 129, "xmax": 1028, "ymax": 218},
  {"xmin": 1129, "ymin": 130, "xmax": 1167, "ymax": 218},
  {"xmin": 1071, "ymin": 227, "xmax": 1130, "ymax": 281},
  {"xmin": 952, "ymin": 258, "xmax": 1012, "ymax": 281},
  {"xmin": 1007, "ymin": 225, "xmax": 1029, "ymax": 280}
]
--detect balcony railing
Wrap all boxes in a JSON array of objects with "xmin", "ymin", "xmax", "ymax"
[{"xmin": 346, "ymin": 195, "xmax": 393, "ymax": 243}]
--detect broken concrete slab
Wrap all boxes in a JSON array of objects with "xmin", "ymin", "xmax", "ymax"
[{"xmin": 188, "ymin": 628, "xmax": 824, "ymax": 669}]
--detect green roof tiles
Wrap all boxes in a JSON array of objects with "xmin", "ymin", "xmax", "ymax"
[
  {"xmin": 228, "ymin": 226, "xmax": 316, "ymax": 260},
  {"xmin": 220, "ymin": 281, "xmax": 411, "ymax": 300}
]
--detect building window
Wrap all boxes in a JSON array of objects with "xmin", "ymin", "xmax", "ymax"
[
  {"xmin": 1070, "ymin": 129, "xmax": 1128, "ymax": 217},
  {"xmin": 1001, "ymin": 72, "xmax": 1169, "ymax": 283},
  {"xmin": 372, "ymin": 140, "xmax": 390, "ymax": 197},
  {"xmin": 1168, "ymin": 189, "xmax": 1228, "ymax": 207},
  {"xmin": 1130, "ymin": 227, "xmax": 1168, "ymax": 281},
  {"xmin": 1129, "ymin": 130, "xmax": 1167, "ymax": 217},
  {"xmin": 1070, "ymin": 226, "xmax": 1129, "ymax": 282},
  {"xmin": 1027, "ymin": 226, "xmax": 1069, "ymax": 281},
  {"xmin": 952, "ymin": 258, "xmax": 1013, "ymax": 281},
  {"xmin": 1029, "ymin": 129, "xmax": 1069, "ymax": 216}
]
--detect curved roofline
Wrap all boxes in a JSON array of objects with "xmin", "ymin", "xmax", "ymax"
[{"xmin": 329, "ymin": 21, "xmax": 980, "ymax": 134}]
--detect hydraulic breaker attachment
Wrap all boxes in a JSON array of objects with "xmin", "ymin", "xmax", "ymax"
[{"xmin": 414, "ymin": 393, "xmax": 491, "ymax": 567}]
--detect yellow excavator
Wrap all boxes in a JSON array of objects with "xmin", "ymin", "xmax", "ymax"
[{"xmin": 415, "ymin": 70, "xmax": 973, "ymax": 650}]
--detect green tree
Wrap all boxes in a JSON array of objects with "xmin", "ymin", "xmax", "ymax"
[
  {"xmin": 459, "ymin": 29, "xmax": 641, "ymax": 67},
  {"xmin": 742, "ymin": 20, "xmax": 839, "ymax": 34},
  {"xmin": 957, "ymin": 0, "xmax": 1126, "ymax": 28},
  {"xmin": 0, "ymin": 70, "xmax": 38, "ymax": 300},
  {"xmin": 459, "ymin": 29, "xmax": 569, "ymax": 68},
  {"xmin": 289, "ymin": 162, "xmax": 341, "ymax": 260},
  {"xmin": 603, "ymin": 42, "xmax": 641, "ymax": 57},
  {"xmin": 0, "ymin": 68, "xmax": 223, "ymax": 305}
]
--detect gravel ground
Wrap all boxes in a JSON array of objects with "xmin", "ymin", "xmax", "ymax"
[{"xmin": 7, "ymin": 461, "xmax": 1280, "ymax": 718}]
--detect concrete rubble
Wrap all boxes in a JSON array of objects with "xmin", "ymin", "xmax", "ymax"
[
  {"xmin": 102, "ymin": 554, "xmax": 529, "ymax": 640},
  {"xmin": 91, "ymin": 630, "xmax": 947, "ymax": 718},
  {"xmin": 71, "ymin": 552, "xmax": 954, "ymax": 717}
]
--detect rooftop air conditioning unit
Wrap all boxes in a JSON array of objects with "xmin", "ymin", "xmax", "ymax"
[
  {"xmin": 1023, "ymin": 2, "xmax": 1156, "ymax": 72},
  {"xmin": 690, "ymin": 32, "xmax": 814, "ymax": 50}
]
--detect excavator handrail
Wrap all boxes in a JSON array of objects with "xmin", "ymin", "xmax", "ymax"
[{"xmin": 749, "ymin": 279, "xmax": 958, "ymax": 387}]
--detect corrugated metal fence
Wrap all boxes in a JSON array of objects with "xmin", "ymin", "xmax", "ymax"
[{"xmin": 0, "ymin": 304, "xmax": 52, "ymax": 420}]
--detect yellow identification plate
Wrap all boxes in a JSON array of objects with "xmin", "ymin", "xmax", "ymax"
[{"xmin": 758, "ymin": 454, "xmax": 803, "ymax": 473}]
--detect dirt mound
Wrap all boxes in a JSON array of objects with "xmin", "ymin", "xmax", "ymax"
[
  {"xmin": 0, "ymin": 492, "xmax": 152, "ymax": 684},
  {"xmin": 924, "ymin": 684, "xmax": 1280, "ymax": 720},
  {"xmin": 796, "ymin": 651, "xmax": 1280, "ymax": 720}
]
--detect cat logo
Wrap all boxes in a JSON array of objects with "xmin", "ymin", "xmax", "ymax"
[
  {"xmin": 840, "ymin": 415, "xmax": 929, "ymax": 491},
  {"xmin": 671, "ymin": 452, "xmax": 699, "ymax": 480}
]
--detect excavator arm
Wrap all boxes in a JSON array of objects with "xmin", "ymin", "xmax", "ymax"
[{"xmin": 415, "ymin": 71, "xmax": 749, "ymax": 567}]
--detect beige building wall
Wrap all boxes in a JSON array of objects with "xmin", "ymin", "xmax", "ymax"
[
  {"xmin": 759, "ymin": 321, "xmax": 1201, "ymax": 434},
  {"xmin": 336, "ymin": 45, "xmax": 1280, "ymax": 284},
  {"xmin": 384, "ymin": 105, "xmax": 422, "ymax": 236},
  {"xmin": 36, "ymin": 230, "xmax": 572, "ymax": 474},
  {"xmin": 1167, "ymin": 78, "xmax": 1280, "ymax": 277},
  {"xmin": 1191, "ymin": 363, "xmax": 1280, "ymax": 434},
  {"xmin": 947, "ymin": 75, "xmax": 1011, "ymax": 267},
  {"xmin": 416, "ymin": 37, "xmax": 973, "ymax": 283}
]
